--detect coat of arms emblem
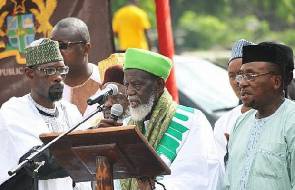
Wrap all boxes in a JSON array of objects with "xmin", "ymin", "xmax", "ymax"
[{"xmin": 0, "ymin": 0, "xmax": 57, "ymax": 64}]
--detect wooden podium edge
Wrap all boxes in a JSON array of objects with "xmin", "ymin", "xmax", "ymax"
[{"xmin": 39, "ymin": 125, "xmax": 171, "ymax": 179}]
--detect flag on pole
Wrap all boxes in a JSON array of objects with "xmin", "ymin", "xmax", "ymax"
[{"xmin": 155, "ymin": 0, "xmax": 179, "ymax": 102}]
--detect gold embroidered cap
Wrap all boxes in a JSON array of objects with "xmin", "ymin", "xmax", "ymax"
[{"xmin": 98, "ymin": 53, "xmax": 125, "ymax": 82}]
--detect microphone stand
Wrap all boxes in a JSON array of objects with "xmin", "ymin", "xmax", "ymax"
[{"xmin": 8, "ymin": 105, "xmax": 104, "ymax": 177}]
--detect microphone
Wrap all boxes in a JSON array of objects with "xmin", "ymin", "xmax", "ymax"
[
  {"xmin": 87, "ymin": 83, "xmax": 118, "ymax": 105},
  {"xmin": 110, "ymin": 104, "xmax": 124, "ymax": 121}
]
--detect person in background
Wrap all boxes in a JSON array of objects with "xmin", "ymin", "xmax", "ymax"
[
  {"xmin": 86, "ymin": 55, "xmax": 129, "ymax": 128},
  {"xmin": 101, "ymin": 65, "xmax": 129, "ymax": 120},
  {"xmin": 112, "ymin": 48, "xmax": 223, "ymax": 190},
  {"xmin": 112, "ymin": 0, "xmax": 151, "ymax": 51},
  {"xmin": 224, "ymin": 42, "xmax": 295, "ymax": 189},
  {"xmin": 287, "ymin": 71, "xmax": 295, "ymax": 100},
  {"xmin": 51, "ymin": 17, "xmax": 101, "ymax": 115},
  {"xmin": 98, "ymin": 53, "xmax": 125, "ymax": 84},
  {"xmin": 0, "ymin": 38, "xmax": 91, "ymax": 190},
  {"xmin": 214, "ymin": 39, "xmax": 254, "ymax": 169}
]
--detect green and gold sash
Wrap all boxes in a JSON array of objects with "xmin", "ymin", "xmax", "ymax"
[{"xmin": 120, "ymin": 89, "xmax": 194, "ymax": 190}]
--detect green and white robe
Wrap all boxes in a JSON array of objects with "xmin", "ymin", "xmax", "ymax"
[{"xmin": 115, "ymin": 105, "xmax": 224, "ymax": 190}]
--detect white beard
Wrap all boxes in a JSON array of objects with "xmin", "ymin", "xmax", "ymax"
[{"xmin": 129, "ymin": 94, "xmax": 155, "ymax": 121}]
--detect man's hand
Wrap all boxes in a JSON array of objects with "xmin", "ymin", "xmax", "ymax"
[
  {"xmin": 137, "ymin": 177, "xmax": 155, "ymax": 190},
  {"xmin": 95, "ymin": 118, "xmax": 122, "ymax": 128}
]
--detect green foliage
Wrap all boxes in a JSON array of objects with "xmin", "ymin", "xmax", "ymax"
[
  {"xmin": 227, "ymin": 0, "xmax": 295, "ymax": 28},
  {"xmin": 177, "ymin": 12, "xmax": 274, "ymax": 50},
  {"xmin": 179, "ymin": 12, "xmax": 227, "ymax": 49},
  {"xmin": 250, "ymin": 0, "xmax": 295, "ymax": 28},
  {"xmin": 280, "ymin": 30, "xmax": 295, "ymax": 47},
  {"xmin": 266, "ymin": 29, "xmax": 295, "ymax": 48},
  {"xmin": 174, "ymin": 0, "xmax": 295, "ymax": 51},
  {"xmin": 226, "ymin": 16, "xmax": 270, "ymax": 42},
  {"xmin": 110, "ymin": 0, "xmax": 295, "ymax": 51}
]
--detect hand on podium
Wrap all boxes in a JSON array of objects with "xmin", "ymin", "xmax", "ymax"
[
  {"xmin": 95, "ymin": 103, "xmax": 124, "ymax": 128},
  {"xmin": 96, "ymin": 118, "xmax": 123, "ymax": 128}
]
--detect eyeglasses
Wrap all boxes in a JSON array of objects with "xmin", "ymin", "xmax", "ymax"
[
  {"xmin": 235, "ymin": 72, "xmax": 274, "ymax": 83},
  {"xmin": 58, "ymin": 41, "xmax": 86, "ymax": 50},
  {"xmin": 35, "ymin": 66, "xmax": 69, "ymax": 76}
]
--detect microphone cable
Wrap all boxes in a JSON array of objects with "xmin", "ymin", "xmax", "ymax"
[{"xmin": 154, "ymin": 179, "xmax": 167, "ymax": 190}]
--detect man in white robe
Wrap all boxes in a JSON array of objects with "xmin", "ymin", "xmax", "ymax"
[
  {"xmin": 102, "ymin": 48, "xmax": 224, "ymax": 190},
  {"xmin": 224, "ymin": 42, "xmax": 295, "ymax": 189},
  {"xmin": 214, "ymin": 39, "xmax": 254, "ymax": 169},
  {"xmin": 0, "ymin": 38, "xmax": 91, "ymax": 190}
]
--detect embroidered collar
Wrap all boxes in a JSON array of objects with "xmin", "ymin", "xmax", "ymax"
[
  {"xmin": 35, "ymin": 107, "xmax": 59, "ymax": 117},
  {"xmin": 29, "ymin": 94, "xmax": 59, "ymax": 117}
]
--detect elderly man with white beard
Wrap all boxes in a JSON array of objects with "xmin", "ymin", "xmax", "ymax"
[{"xmin": 110, "ymin": 48, "xmax": 224, "ymax": 190}]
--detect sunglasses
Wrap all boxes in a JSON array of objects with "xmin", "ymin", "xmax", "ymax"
[{"xmin": 58, "ymin": 41, "xmax": 86, "ymax": 50}]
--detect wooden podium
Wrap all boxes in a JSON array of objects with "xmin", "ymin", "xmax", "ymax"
[{"xmin": 39, "ymin": 125, "xmax": 171, "ymax": 190}]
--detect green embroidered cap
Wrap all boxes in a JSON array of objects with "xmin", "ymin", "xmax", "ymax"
[
  {"xmin": 25, "ymin": 38, "xmax": 63, "ymax": 67},
  {"xmin": 124, "ymin": 48, "xmax": 172, "ymax": 81}
]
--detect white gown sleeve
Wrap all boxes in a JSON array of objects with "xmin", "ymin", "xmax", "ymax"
[
  {"xmin": 155, "ymin": 111, "xmax": 224, "ymax": 190},
  {"xmin": 0, "ymin": 111, "xmax": 17, "ymax": 185},
  {"xmin": 213, "ymin": 114, "xmax": 228, "ymax": 171}
]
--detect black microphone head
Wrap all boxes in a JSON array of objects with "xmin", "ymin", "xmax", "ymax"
[
  {"xmin": 87, "ymin": 97, "xmax": 95, "ymax": 105},
  {"xmin": 87, "ymin": 83, "xmax": 119, "ymax": 105},
  {"xmin": 110, "ymin": 104, "xmax": 123, "ymax": 121}
]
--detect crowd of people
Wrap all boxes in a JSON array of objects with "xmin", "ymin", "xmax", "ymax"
[{"xmin": 0, "ymin": 15, "xmax": 295, "ymax": 190}]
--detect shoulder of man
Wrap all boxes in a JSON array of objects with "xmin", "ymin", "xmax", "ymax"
[
  {"xmin": 229, "ymin": 108, "xmax": 255, "ymax": 139},
  {"xmin": 214, "ymin": 105, "xmax": 242, "ymax": 129},
  {"xmin": 174, "ymin": 104, "xmax": 212, "ymax": 129},
  {"xmin": 128, "ymin": 5, "xmax": 149, "ymax": 18},
  {"xmin": 173, "ymin": 104, "xmax": 220, "ymax": 158},
  {"xmin": 59, "ymin": 99, "xmax": 80, "ymax": 113},
  {"xmin": 115, "ymin": 5, "xmax": 133, "ymax": 15},
  {"xmin": 283, "ymin": 98, "xmax": 295, "ymax": 114},
  {"xmin": 1, "ymin": 95, "xmax": 29, "ymax": 113},
  {"xmin": 88, "ymin": 63, "xmax": 101, "ymax": 83}
]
